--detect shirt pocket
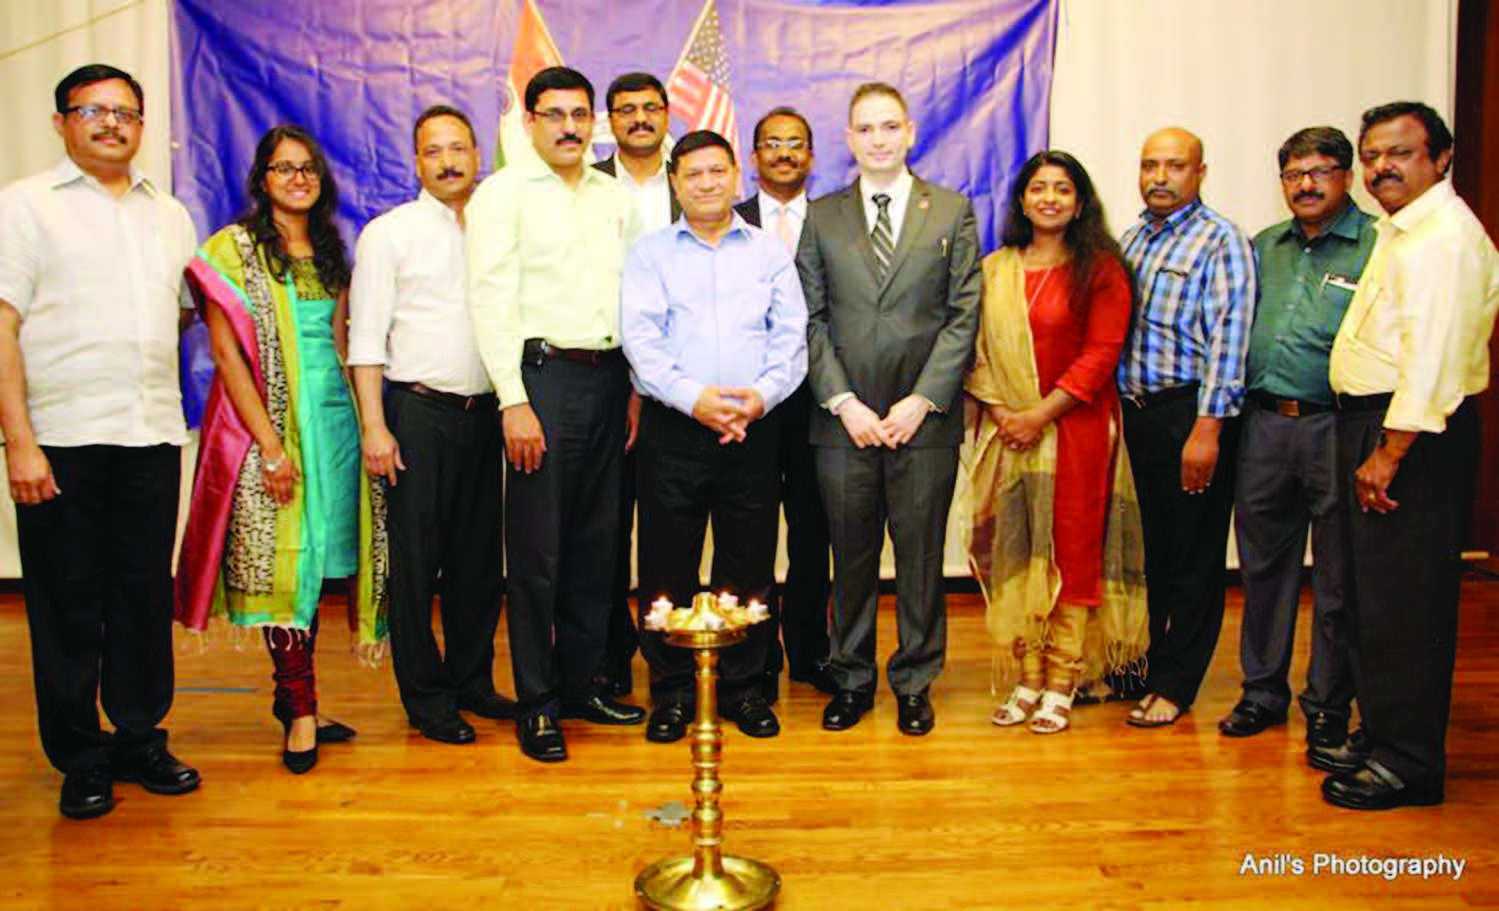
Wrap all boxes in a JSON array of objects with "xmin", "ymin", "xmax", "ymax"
[{"xmin": 1346, "ymin": 278, "xmax": 1396, "ymax": 359}]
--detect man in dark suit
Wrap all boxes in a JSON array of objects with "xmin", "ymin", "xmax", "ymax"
[
  {"xmin": 796, "ymin": 82, "xmax": 981, "ymax": 735},
  {"xmin": 591, "ymin": 72, "xmax": 680, "ymax": 698},
  {"xmin": 734, "ymin": 107, "xmax": 836, "ymax": 703}
]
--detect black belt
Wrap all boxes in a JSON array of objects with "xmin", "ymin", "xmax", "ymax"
[
  {"xmin": 389, "ymin": 381, "xmax": 495, "ymax": 412},
  {"xmin": 1122, "ymin": 382, "xmax": 1198, "ymax": 410},
  {"xmin": 523, "ymin": 338, "xmax": 623, "ymax": 367},
  {"xmin": 1251, "ymin": 390, "xmax": 1333, "ymax": 417},
  {"xmin": 1333, "ymin": 391, "xmax": 1393, "ymax": 412}
]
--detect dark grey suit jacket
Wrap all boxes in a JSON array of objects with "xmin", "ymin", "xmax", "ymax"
[
  {"xmin": 593, "ymin": 154, "xmax": 681, "ymax": 222},
  {"xmin": 796, "ymin": 176, "xmax": 981, "ymax": 449}
]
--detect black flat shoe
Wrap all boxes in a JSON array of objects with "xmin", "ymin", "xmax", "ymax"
[
  {"xmin": 789, "ymin": 661, "xmax": 839, "ymax": 696},
  {"xmin": 559, "ymin": 694, "xmax": 646, "ymax": 726},
  {"xmin": 647, "ymin": 703, "xmax": 692, "ymax": 743},
  {"xmin": 721, "ymin": 696, "xmax": 780, "ymax": 738},
  {"xmin": 113, "ymin": 746, "xmax": 201, "ymax": 795},
  {"xmin": 60, "ymin": 768, "xmax": 115, "ymax": 820},
  {"xmin": 517, "ymin": 713, "xmax": 568, "ymax": 763},
  {"xmin": 1307, "ymin": 727, "xmax": 1371, "ymax": 774},
  {"xmin": 457, "ymin": 693, "xmax": 518, "ymax": 721},
  {"xmin": 408, "ymin": 713, "xmax": 477, "ymax": 745},
  {"xmin": 316, "ymin": 720, "xmax": 357, "ymax": 744},
  {"xmin": 1321, "ymin": 761, "xmax": 1443, "ymax": 810},
  {"xmin": 822, "ymin": 690, "xmax": 874, "ymax": 731},
  {"xmin": 282, "ymin": 745, "xmax": 318, "ymax": 774},
  {"xmin": 896, "ymin": 691, "xmax": 935, "ymax": 736},
  {"xmin": 1217, "ymin": 699, "xmax": 1286, "ymax": 738}
]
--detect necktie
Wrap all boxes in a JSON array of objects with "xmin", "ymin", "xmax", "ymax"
[
  {"xmin": 871, "ymin": 193, "xmax": 894, "ymax": 283},
  {"xmin": 774, "ymin": 204, "xmax": 794, "ymax": 252}
]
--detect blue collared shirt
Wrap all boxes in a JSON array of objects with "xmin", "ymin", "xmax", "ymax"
[
  {"xmin": 1118, "ymin": 199, "xmax": 1257, "ymax": 417},
  {"xmin": 621, "ymin": 213, "xmax": 808, "ymax": 417}
]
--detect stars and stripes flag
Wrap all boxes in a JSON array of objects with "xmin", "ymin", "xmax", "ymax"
[{"xmin": 666, "ymin": 0, "xmax": 743, "ymax": 192}]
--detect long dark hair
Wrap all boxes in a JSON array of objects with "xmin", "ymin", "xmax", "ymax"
[
  {"xmin": 1001, "ymin": 150, "xmax": 1125, "ymax": 315},
  {"xmin": 237, "ymin": 124, "xmax": 350, "ymax": 292}
]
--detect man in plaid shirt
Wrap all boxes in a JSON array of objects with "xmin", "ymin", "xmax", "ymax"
[{"xmin": 1115, "ymin": 127, "xmax": 1256, "ymax": 728}]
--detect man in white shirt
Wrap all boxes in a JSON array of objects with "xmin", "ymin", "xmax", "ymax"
[
  {"xmin": 0, "ymin": 64, "xmax": 201, "ymax": 820},
  {"xmin": 349, "ymin": 105, "xmax": 514, "ymax": 747},
  {"xmin": 590, "ymin": 71, "xmax": 679, "ymax": 701},
  {"xmin": 1321, "ymin": 101, "xmax": 1499, "ymax": 810},
  {"xmin": 733, "ymin": 107, "xmax": 835, "ymax": 703},
  {"xmin": 467, "ymin": 67, "xmax": 646, "ymax": 764}
]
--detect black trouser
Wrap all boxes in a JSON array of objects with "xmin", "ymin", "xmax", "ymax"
[
  {"xmin": 505, "ymin": 355, "xmax": 628, "ymax": 714},
  {"xmin": 1121, "ymin": 391, "xmax": 1238, "ymax": 709},
  {"xmin": 1337, "ymin": 397, "xmax": 1477, "ymax": 787},
  {"xmin": 600, "ymin": 450, "xmax": 639, "ymax": 680},
  {"xmin": 816, "ymin": 443, "xmax": 958, "ymax": 697},
  {"xmin": 17, "ymin": 444, "xmax": 180, "ymax": 774},
  {"xmin": 765, "ymin": 381, "xmax": 831, "ymax": 679},
  {"xmin": 384, "ymin": 385, "xmax": 505, "ymax": 724},
  {"xmin": 635, "ymin": 399, "xmax": 779, "ymax": 706},
  {"xmin": 1233, "ymin": 401, "xmax": 1353, "ymax": 720}
]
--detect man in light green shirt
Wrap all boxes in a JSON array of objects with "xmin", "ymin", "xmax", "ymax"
[{"xmin": 466, "ymin": 66, "xmax": 645, "ymax": 764}]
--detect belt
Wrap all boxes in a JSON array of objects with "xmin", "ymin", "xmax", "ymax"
[
  {"xmin": 1250, "ymin": 390, "xmax": 1333, "ymax": 417},
  {"xmin": 1122, "ymin": 382, "xmax": 1199, "ymax": 410},
  {"xmin": 1333, "ymin": 391, "xmax": 1393, "ymax": 412},
  {"xmin": 523, "ymin": 338, "xmax": 623, "ymax": 367},
  {"xmin": 389, "ymin": 381, "xmax": 496, "ymax": 412}
]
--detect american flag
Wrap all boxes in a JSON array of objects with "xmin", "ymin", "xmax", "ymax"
[{"xmin": 666, "ymin": 0, "xmax": 742, "ymax": 187}]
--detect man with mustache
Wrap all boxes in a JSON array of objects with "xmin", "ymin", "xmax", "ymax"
[
  {"xmin": 349, "ymin": 105, "xmax": 515, "ymax": 746},
  {"xmin": 733, "ymin": 107, "xmax": 836, "ymax": 702},
  {"xmin": 1321, "ymin": 102, "xmax": 1499, "ymax": 810},
  {"xmin": 0, "ymin": 64, "xmax": 201, "ymax": 819},
  {"xmin": 621, "ymin": 130, "xmax": 807, "ymax": 743},
  {"xmin": 1219, "ymin": 128, "xmax": 1372, "ymax": 762},
  {"xmin": 468, "ymin": 67, "xmax": 646, "ymax": 764},
  {"xmin": 1117, "ymin": 127, "xmax": 1255, "ymax": 728},
  {"xmin": 590, "ymin": 72, "xmax": 680, "ymax": 701}
]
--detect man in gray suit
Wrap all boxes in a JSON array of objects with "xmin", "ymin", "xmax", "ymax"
[{"xmin": 796, "ymin": 82, "xmax": 981, "ymax": 735}]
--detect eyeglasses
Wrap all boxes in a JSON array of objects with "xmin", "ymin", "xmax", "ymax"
[
  {"xmin": 533, "ymin": 107, "xmax": 594, "ymax": 125},
  {"xmin": 756, "ymin": 138, "xmax": 807, "ymax": 152},
  {"xmin": 63, "ymin": 104, "xmax": 143, "ymax": 126},
  {"xmin": 1279, "ymin": 165, "xmax": 1344, "ymax": 184},
  {"xmin": 268, "ymin": 160, "xmax": 323, "ymax": 180},
  {"xmin": 610, "ymin": 102, "xmax": 665, "ymax": 117}
]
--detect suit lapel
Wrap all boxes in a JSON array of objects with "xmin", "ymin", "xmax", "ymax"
[
  {"xmin": 881, "ymin": 179, "xmax": 932, "ymax": 295},
  {"xmin": 840, "ymin": 185, "xmax": 882, "ymax": 283}
]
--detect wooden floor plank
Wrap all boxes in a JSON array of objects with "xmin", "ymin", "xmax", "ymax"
[{"xmin": 0, "ymin": 575, "xmax": 1495, "ymax": 910}]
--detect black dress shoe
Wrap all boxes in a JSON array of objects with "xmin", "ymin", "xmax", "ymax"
[
  {"xmin": 721, "ymin": 696, "xmax": 780, "ymax": 738},
  {"xmin": 517, "ymin": 713, "xmax": 568, "ymax": 763},
  {"xmin": 759, "ymin": 672, "xmax": 781, "ymax": 706},
  {"xmin": 316, "ymin": 720, "xmax": 358, "ymax": 744},
  {"xmin": 60, "ymin": 768, "xmax": 115, "ymax": 820},
  {"xmin": 896, "ymin": 691, "xmax": 935, "ymax": 736},
  {"xmin": 1305, "ymin": 712, "xmax": 1349, "ymax": 748},
  {"xmin": 457, "ymin": 693, "xmax": 518, "ymax": 721},
  {"xmin": 647, "ymin": 703, "xmax": 692, "ymax": 743},
  {"xmin": 409, "ymin": 713, "xmax": 477, "ymax": 745},
  {"xmin": 789, "ymin": 661, "xmax": 839, "ymax": 696},
  {"xmin": 113, "ymin": 746, "xmax": 201, "ymax": 795},
  {"xmin": 1217, "ymin": 699, "xmax": 1287, "ymax": 737},
  {"xmin": 560, "ymin": 694, "xmax": 646, "ymax": 726},
  {"xmin": 1322, "ymin": 761, "xmax": 1443, "ymax": 810},
  {"xmin": 1307, "ymin": 727, "xmax": 1371, "ymax": 774},
  {"xmin": 822, "ymin": 691, "xmax": 874, "ymax": 731}
]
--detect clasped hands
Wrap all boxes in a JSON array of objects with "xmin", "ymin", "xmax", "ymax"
[
  {"xmin": 840, "ymin": 395, "xmax": 930, "ymax": 449},
  {"xmin": 983, "ymin": 403, "xmax": 1047, "ymax": 452},
  {"xmin": 693, "ymin": 385, "xmax": 765, "ymax": 444}
]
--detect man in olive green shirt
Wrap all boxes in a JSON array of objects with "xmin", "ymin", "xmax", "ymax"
[{"xmin": 1219, "ymin": 127, "xmax": 1375, "ymax": 767}]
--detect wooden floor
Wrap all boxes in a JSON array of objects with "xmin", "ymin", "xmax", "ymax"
[{"xmin": 1, "ymin": 573, "xmax": 1497, "ymax": 911}]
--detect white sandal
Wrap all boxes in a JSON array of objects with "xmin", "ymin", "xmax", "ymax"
[
  {"xmin": 1028, "ymin": 690, "xmax": 1074, "ymax": 734},
  {"xmin": 991, "ymin": 685, "xmax": 1042, "ymax": 726}
]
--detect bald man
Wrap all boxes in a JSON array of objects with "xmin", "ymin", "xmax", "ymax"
[{"xmin": 1116, "ymin": 127, "xmax": 1256, "ymax": 727}]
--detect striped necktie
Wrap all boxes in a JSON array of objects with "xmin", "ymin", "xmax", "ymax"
[{"xmin": 871, "ymin": 192, "xmax": 894, "ymax": 283}]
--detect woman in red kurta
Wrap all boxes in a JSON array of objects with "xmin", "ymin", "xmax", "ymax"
[{"xmin": 967, "ymin": 150, "xmax": 1147, "ymax": 733}]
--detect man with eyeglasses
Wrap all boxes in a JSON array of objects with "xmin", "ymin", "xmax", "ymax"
[
  {"xmin": 1116, "ymin": 127, "xmax": 1255, "ymax": 729},
  {"xmin": 349, "ymin": 105, "xmax": 516, "ymax": 747},
  {"xmin": 589, "ymin": 72, "xmax": 679, "ymax": 703},
  {"xmin": 467, "ymin": 66, "xmax": 646, "ymax": 764},
  {"xmin": 733, "ymin": 107, "xmax": 836, "ymax": 703},
  {"xmin": 622, "ymin": 130, "xmax": 807, "ymax": 744},
  {"xmin": 1219, "ymin": 128, "xmax": 1372, "ymax": 763},
  {"xmin": 0, "ymin": 64, "xmax": 201, "ymax": 819},
  {"xmin": 1320, "ymin": 102, "xmax": 1499, "ymax": 810}
]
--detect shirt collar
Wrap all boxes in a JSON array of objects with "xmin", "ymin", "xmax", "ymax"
[
  {"xmin": 860, "ymin": 169, "xmax": 912, "ymax": 207},
  {"xmin": 1276, "ymin": 200, "xmax": 1371, "ymax": 245},
  {"xmin": 1140, "ymin": 197, "xmax": 1202, "ymax": 234},
  {"xmin": 760, "ymin": 189, "xmax": 808, "ymax": 221},
  {"xmin": 49, "ymin": 156, "xmax": 154, "ymax": 196},
  {"xmin": 1386, "ymin": 178, "xmax": 1455, "ymax": 234},
  {"xmin": 673, "ymin": 211, "xmax": 752, "ymax": 245},
  {"xmin": 415, "ymin": 188, "xmax": 463, "ymax": 223},
  {"xmin": 610, "ymin": 152, "xmax": 667, "ymax": 186},
  {"xmin": 518, "ymin": 152, "xmax": 609, "ymax": 188}
]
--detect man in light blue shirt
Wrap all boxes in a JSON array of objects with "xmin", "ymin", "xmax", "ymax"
[{"xmin": 621, "ymin": 130, "xmax": 807, "ymax": 744}]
